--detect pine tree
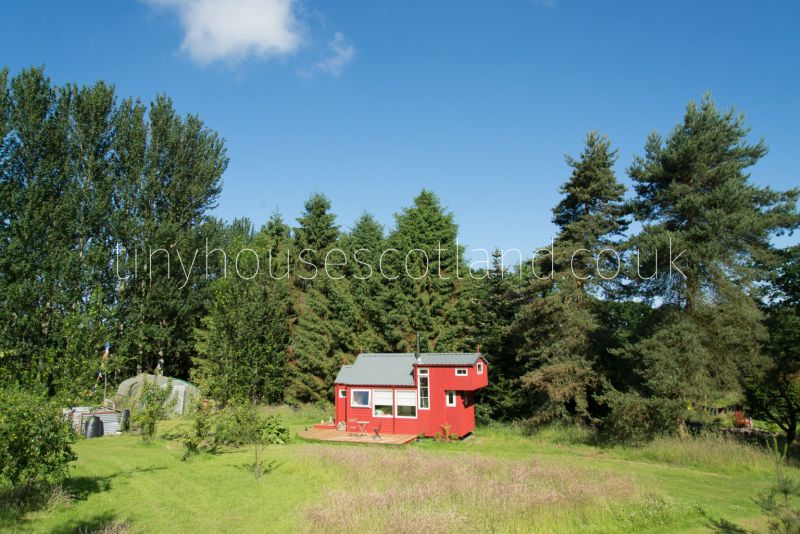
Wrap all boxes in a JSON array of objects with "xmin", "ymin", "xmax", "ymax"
[
  {"xmin": 470, "ymin": 249, "xmax": 525, "ymax": 421},
  {"xmin": 628, "ymin": 94, "xmax": 798, "ymax": 310},
  {"xmin": 287, "ymin": 193, "xmax": 352, "ymax": 402},
  {"xmin": 340, "ymin": 212, "xmax": 387, "ymax": 351},
  {"xmin": 623, "ymin": 94, "xmax": 799, "ymax": 404},
  {"xmin": 515, "ymin": 132, "xmax": 627, "ymax": 424},
  {"xmin": 380, "ymin": 190, "xmax": 470, "ymax": 352},
  {"xmin": 293, "ymin": 193, "xmax": 339, "ymax": 275}
]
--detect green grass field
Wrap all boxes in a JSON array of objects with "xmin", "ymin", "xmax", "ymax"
[{"xmin": 6, "ymin": 406, "xmax": 790, "ymax": 533}]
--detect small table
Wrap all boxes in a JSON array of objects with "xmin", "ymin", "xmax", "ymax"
[{"xmin": 356, "ymin": 421, "xmax": 369, "ymax": 437}]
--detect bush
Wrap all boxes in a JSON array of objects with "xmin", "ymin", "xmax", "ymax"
[
  {"xmin": 213, "ymin": 404, "xmax": 289, "ymax": 447},
  {"xmin": 211, "ymin": 403, "xmax": 289, "ymax": 479},
  {"xmin": 131, "ymin": 378, "xmax": 174, "ymax": 443},
  {"xmin": 0, "ymin": 386, "xmax": 76, "ymax": 506},
  {"xmin": 597, "ymin": 391, "xmax": 684, "ymax": 445}
]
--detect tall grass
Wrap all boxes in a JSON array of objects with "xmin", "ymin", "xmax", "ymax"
[
  {"xmin": 624, "ymin": 433, "xmax": 776, "ymax": 475},
  {"xmin": 482, "ymin": 419, "xmax": 781, "ymax": 473},
  {"xmin": 299, "ymin": 445, "xmax": 685, "ymax": 533}
]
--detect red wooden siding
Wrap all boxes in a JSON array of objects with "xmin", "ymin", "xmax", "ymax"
[{"xmin": 334, "ymin": 356, "xmax": 488, "ymax": 438}]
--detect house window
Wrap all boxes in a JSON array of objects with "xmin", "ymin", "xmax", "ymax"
[
  {"xmin": 477, "ymin": 362, "xmax": 484, "ymax": 375},
  {"xmin": 456, "ymin": 368, "xmax": 468, "ymax": 376},
  {"xmin": 418, "ymin": 368, "xmax": 429, "ymax": 409},
  {"xmin": 351, "ymin": 389, "xmax": 370, "ymax": 408},
  {"xmin": 338, "ymin": 389, "xmax": 346, "ymax": 398},
  {"xmin": 396, "ymin": 390, "xmax": 417, "ymax": 418},
  {"xmin": 446, "ymin": 390, "xmax": 457, "ymax": 407},
  {"xmin": 373, "ymin": 390, "xmax": 393, "ymax": 417}
]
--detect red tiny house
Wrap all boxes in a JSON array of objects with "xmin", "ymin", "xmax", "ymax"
[{"xmin": 331, "ymin": 351, "xmax": 488, "ymax": 438}]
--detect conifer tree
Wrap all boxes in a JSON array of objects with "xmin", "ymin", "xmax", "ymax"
[
  {"xmin": 293, "ymin": 193, "xmax": 339, "ymax": 274},
  {"xmin": 515, "ymin": 132, "xmax": 627, "ymax": 424},
  {"xmin": 470, "ymin": 249, "xmax": 525, "ymax": 420},
  {"xmin": 380, "ymin": 190, "xmax": 470, "ymax": 352},
  {"xmin": 340, "ymin": 212, "xmax": 387, "ymax": 352},
  {"xmin": 287, "ymin": 194, "xmax": 352, "ymax": 402},
  {"xmin": 622, "ymin": 95, "xmax": 799, "ymax": 404}
]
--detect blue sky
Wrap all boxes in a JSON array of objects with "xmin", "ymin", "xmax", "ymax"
[{"xmin": 3, "ymin": 0, "xmax": 799, "ymax": 255}]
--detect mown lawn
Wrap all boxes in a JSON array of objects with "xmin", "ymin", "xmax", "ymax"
[{"xmin": 8, "ymin": 407, "xmax": 788, "ymax": 533}]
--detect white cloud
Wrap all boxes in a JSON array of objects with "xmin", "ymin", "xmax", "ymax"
[
  {"xmin": 146, "ymin": 0, "xmax": 302, "ymax": 66},
  {"xmin": 315, "ymin": 32, "xmax": 355, "ymax": 76}
]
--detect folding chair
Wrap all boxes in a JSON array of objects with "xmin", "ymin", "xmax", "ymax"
[
  {"xmin": 347, "ymin": 418, "xmax": 358, "ymax": 437},
  {"xmin": 372, "ymin": 422, "xmax": 383, "ymax": 440}
]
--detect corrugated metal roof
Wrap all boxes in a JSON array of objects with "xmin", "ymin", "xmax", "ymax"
[
  {"xmin": 418, "ymin": 353, "xmax": 482, "ymax": 366},
  {"xmin": 334, "ymin": 352, "xmax": 483, "ymax": 386},
  {"xmin": 335, "ymin": 354, "xmax": 416, "ymax": 386}
]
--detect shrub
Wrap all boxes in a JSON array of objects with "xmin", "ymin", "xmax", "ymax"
[
  {"xmin": 181, "ymin": 401, "xmax": 214, "ymax": 459},
  {"xmin": 0, "ymin": 385, "xmax": 76, "ymax": 506},
  {"xmin": 213, "ymin": 404, "xmax": 289, "ymax": 447},
  {"xmin": 597, "ymin": 391, "xmax": 684, "ymax": 445},
  {"xmin": 131, "ymin": 378, "xmax": 174, "ymax": 443},
  {"xmin": 180, "ymin": 403, "xmax": 290, "ymax": 474},
  {"xmin": 212, "ymin": 403, "xmax": 289, "ymax": 479}
]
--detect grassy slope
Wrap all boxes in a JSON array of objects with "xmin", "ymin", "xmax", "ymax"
[{"xmin": 10, "ymin": 407, "xmax": 785, "ymax": 533}]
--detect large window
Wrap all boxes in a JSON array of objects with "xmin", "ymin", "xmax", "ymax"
[
  {"xmin": 373, "ymin": 390, "xmax": 393, "ymax": 417},
  {"xmin": 418, "ymin": 369, "xmax": 429, "ymax": 409},
  {"xmin": 396, "ymin": 390, "xmax": 417, "ymax": 418},
  {"xmin": 351, "ymin": 389, "xmax": 370, "ymax": 408}
]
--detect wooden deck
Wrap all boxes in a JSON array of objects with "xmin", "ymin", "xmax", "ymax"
[{"xmin": 298, "ymin": 427, "xmax": 418, "ymax": 445}]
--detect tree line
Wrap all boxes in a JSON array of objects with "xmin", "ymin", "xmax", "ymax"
[{"xmin": 1, "ymin": 66, "xmax": 798, "ymax": 442}]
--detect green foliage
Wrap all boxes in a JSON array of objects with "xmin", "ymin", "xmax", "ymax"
[
  {"xmin": 212, "ymin": 404, "xmax": 289, "ymax": 448},
  {"xmin": 628, "ymin": 94, "xmax": 799, "ymax": 310},
  {"xmin": 210, "ymin": 403, "xmax": 289, "ymax": 479},
  {"xmin": 515, "ymin": 132, "xmax": 626, "ymax": 425},
  {"xmin": 193, "ymin": 220, "xmax": 292, "ymax": 405},
  {"xmin": 746, "ymin": 246, "xmax": 800, "ymax": 445},
  {"xmin": 379, "ymin": 190, "xmax": 471, "ymax": 353},
  {"xmin": 0, "ymin": 66, "xmax": 227, "ymax": 393},
  {"xmin": 0, "ymin": 386, "xmax": 76, "ymax": 504},
  {"xmin": 470, "ymin": 250, "xmax": 526, "ymax": 421},
  {"xmin": 2, "ymin": 65, "xmax": 799, "ymax": 454},
  {"xmin": 131, "ymin": 378, "xmax": 174, "ymax": 443},
  {"xmin": 604, "ymin": 94, "xmax": 799, "ymax": 439},
  {"xmin": 597, "ymin": 390, "xmax": 684, "ymax": 445}
]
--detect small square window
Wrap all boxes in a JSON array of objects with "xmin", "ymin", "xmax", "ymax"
[
  {"xmin": 339, "ymin": 390, "xmax": 346, "ymax": 398},
  {"xmin": 456, "ymin": 368, "xmax": 468, "ymax": 376},
  {"xmin": 351, "ymin": 389, "xmax": 370, "ymax": 408}
]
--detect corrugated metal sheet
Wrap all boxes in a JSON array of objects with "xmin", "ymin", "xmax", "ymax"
[
  {"xmin": 418, "ymin": 353, "xmax": 482, "ymax": 366},
  {"xmin": 93, "ymin": 411, "xmax": 121, "ymax": 434},
  {"xmin": 335, "ymin": 354, "xmax": 416, "ymax": 386},
  {"xmin": 334, "ymin": 352, "xmax": 483, "ymax": 386},
  {"xmin": 63, "ymin": 408, "xmax": 122, "ymax": 435}
]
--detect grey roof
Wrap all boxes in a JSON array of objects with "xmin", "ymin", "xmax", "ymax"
[
  {"xmin": 418, "ymin": 353, "xmax": 482, "ymax": 366},
  {"xmin": 334, "ymin": 352, "xmax": 483, "ymax": 386}
]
